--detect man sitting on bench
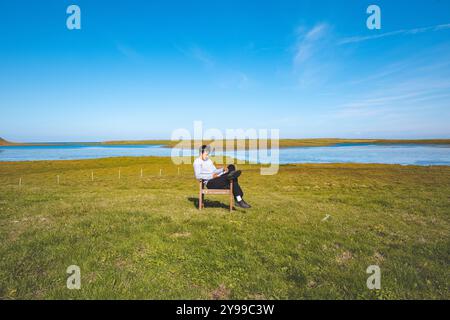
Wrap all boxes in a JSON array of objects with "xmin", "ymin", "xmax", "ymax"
[{"xmin": 193, "ymin": 145, "xmax": 251, "ymax": 209}]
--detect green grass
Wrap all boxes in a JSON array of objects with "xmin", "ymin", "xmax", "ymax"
[
  {"xmin": 101, "ymin": 138, "xmax": 450, "ymax": 148},
  {"xmin": 3, "ymin": 137, "xmax": 450, "ymax": 147},
  {"xmin": 0, "ymin": 157, "xmax": 449, "ymax": 299}
]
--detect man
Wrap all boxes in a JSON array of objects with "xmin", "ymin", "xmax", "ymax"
[{"xmin": 193, "ymin": 145, "xmax": 251, "ymax": 209}]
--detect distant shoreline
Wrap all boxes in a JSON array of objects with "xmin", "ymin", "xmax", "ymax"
[{"xmin": 1, "ymin": 138, "xmax": 450, "ymax": 148}]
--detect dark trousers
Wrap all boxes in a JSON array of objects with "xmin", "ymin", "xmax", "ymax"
[{"xmin": 206, "ymin": 164, "xmax": 243, "ymax": 198}]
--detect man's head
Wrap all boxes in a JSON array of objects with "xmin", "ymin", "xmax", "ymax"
[{"xmin": 199, "ymin": 145, "xmax": 210, "ymax": 160}]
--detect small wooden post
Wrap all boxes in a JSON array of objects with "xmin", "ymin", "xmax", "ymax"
[
  {"xmin": 159, "ymin": 169, "xmax": 162, "ymax": 176},
  {"xmin": 140, "ymin": 168, "xmax": 143, "ymax": 178},
  {"xmin": 91, "ymin": 171, "xmax": 94, "ymax": 181},
  {"xmin": 178, "ymin": 167, "xmax": 180, "ymax": 176},
  {"xmin": 57, "ymin": 175, "xmax": 60, "ymax": 185},
  {"xmin": 19, "ymin": 178, "xmax": 22, "ymax": 187},
  {"xmin": 119, "ymin": 168, "xmax": 121, "ymax": 180}
]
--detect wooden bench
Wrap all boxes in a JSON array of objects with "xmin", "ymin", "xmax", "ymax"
[{"xmin": 198, "ymin": 180, "xmax": 234, "ymax": 212}]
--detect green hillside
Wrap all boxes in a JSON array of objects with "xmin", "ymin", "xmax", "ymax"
[{"xmin": 0, "ymin": 137, "xmax": 11, "ymax": 145}]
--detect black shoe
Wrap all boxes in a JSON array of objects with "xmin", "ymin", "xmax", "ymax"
[
  {"xmin": 227, "ymin": 170, "xmax": 241, "ymax": 180},
  {"xmin": 236, "ymin": 200, "xmax": 251, "ymax": 209}
]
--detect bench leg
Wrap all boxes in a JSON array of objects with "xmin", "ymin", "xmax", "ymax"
[
  {"xmin": 229, "ymin": 181, "xmax": 233, "ymax": 212},
  {"xmin": 199, "ymin": 183, "xmax": 202, "ymax": 210}
]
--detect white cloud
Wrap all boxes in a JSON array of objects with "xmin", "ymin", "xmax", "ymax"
[
  {"xmin": 174, "ymin": 44, "xmax": 215, "ymax": 70},
  {"xmin": 188, "ymin": 46, "xmax": 215, "ymax": 69},
  {"xmin": 174, "ymin": 43, "xmax": 252, "ymax": 90},
  {"xmin": 294, "ymin": 23, "xmax": 329, "ymax": 67},
  {"xmin": 289, "ymin": 23, "xmax": 342, "ymax": 90},
  {"xmin": 116, "ymin": 43, "xmax": 143, "ymax": 60},
  {"xmin": 334, "ymin": 77, "xmax": 450, "ymax": 120},
  {"xmin": 237, "ymin": 72, "xmax": 250, "ymax": 89},
  {"xmin": 339, "ymin": 23, "xmax": 450, "ymax": 45},
  {"xmin": 217, "ymin": 71, "xmax": 252, "ymax": 90}
]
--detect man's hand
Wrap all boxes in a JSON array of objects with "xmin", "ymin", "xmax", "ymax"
[{"xmin": 212, "ymin": 166, "xmax": 228, "ymax": 179}]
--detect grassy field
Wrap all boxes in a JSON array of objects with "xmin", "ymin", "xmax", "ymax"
[
  {"xmin": 102, "ymin": 138, "xmax": 450, "ymax": 148},
  {"xmin": 3, "ymin": 137, "xmax": 450, "ymax": 148},
  {"xmin": 0, "ymin": 156, "xmax": 449, "ymax": 299}
]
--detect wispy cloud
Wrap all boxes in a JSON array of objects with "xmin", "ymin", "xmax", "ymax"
[
  {"xmin": 339, "ymin": 88, "xmax": 450, "ymax": 111},
  {"xmin": 339, "ymin": 23, "xmax": 450, "ymax": 45},
  {"xmin": 236, "ymin": 72, "xmax": 250, "ymax": 89},
  {"xmin": 334, "ymin": 75, "xmax": 450, "ymax": 120},
  {"xmin": 116, "ymin": 43, "xmax": 143, "ymax": 60},
  {"xmin": 217, "ymin": 71, "xmax": 252, "ymax": 90},
  {"xmin": 188, "ymin": 46, "xmax": 215, "ymax": 69},
  {"xmin": 174, "ymin": 44, "xmax": 215, "ymax": 70},
  {"xmin": 290, "ymin": 23, "xmax": 341, "ymax": 89},
  {"xmin": 294, "ymin": 23, "xmax": 330, "ymax": 67},
  {"xmin": 174, "ymin": 43, "xmax": 252, "ymax": 90}
]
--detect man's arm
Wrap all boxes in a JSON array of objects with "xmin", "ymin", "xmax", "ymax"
[
  {"xmin": 212, "ymin": 164, "xmax": 228, "ymax": 178},
  {"xmin": 193, "ymin": 161, "xmax": 213, "ymax": 180}
]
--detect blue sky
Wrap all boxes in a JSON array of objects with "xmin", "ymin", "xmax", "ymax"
[{"xmin": 1, "ymin": 0, "xmax": 450, "ymax": 142}]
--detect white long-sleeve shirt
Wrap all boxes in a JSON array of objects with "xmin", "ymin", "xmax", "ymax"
[{"xmin": 193, "ymin": 156, "xmax": 224, "ymax": 181}]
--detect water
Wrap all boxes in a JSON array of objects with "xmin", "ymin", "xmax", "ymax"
[
  {"xmin": 0, "ymin": 144, "xmax": 172, "ymax": 161},
  {"xmin": 0, "ymin": 144, "xmax": 449, "ymax": 166},
  {"xmin": 224, "ymin": 144, "xmax": 450, "ymax": 166}
]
